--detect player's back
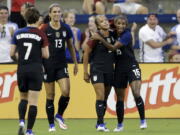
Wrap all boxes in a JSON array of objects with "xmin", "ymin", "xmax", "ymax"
[{"xmin": 13, "ymin": 27, "xmax": 45, "ymax": 71}]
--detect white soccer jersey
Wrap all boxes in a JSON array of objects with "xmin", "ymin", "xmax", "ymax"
[
  {"xmin": 139, "ymin": 24, "xmax": 166, "ymax": 62},
  {"xmin": 0, "ymin": 22, "xmax": 18, "ymax": 63}
]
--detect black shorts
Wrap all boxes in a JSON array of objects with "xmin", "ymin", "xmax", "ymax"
[
  {"xmin": 90, "ymin": 71, "xmax": 114, "ymax": 86},
  {"xmin": 17, "ymin": 71, "xmax": 43, "ymax": 92},
  {"xmin": 43, "ymin": 67, "xmax": 69, "ymax": 82},
  {"xmin": 114, "ymin": 65, "xmax": 141, "ymax": 88}
]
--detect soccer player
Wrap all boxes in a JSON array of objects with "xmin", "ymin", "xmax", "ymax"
[
  {"xmin": 10, "ymin": 7, "xmax": 49, "ymax": 135},
  {"xmin": 83, "ymin": 15, "xmax": 115, "ymax": 132},
  {"xmin": 40, "ymin": 3, "xmax": 78, "ymax": 132},
  {"xmin": 91, "ymin": 15, "xmax": 147, "ymax": 131}
]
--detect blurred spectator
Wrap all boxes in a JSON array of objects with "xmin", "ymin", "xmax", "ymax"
[
  {"xmin": 82, "ymin": 0, "xmax": 94, "ymax": 14},
  {"xmin": 138, "ymin": 13, "xmax": 173, "ymax": 63},
  {"xmin": 168, "ymin": 9, "xmax": 180, "ymax": 62},
  {"xmin": 10, "ymin": 0, "xmax": 35, "ymax": 28},
  {"xmin": 64, "ymin": 11, "xmax": 82, "ymax": 63},
  {"xmin": 0, "ymin": 5, "xmax": 18, "ymax": 63},
  {"xmin": 112, "ymin": 0, "xmax": 148, "ymax": 14},
  {"xmin": 81, "ymin": 16, "xmax": 97, "ymax": 51},
  {"xmin": 169, "ymin": 52, "xmax": 180, "ymax": 62},
  {"xmin": 82, "ymin": 0, "xmax": 113, "ymax": 15}
]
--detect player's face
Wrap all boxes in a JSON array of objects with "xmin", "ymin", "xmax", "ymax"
[
  {"xmin": 0, "ymin": 9, "xmax": 9, "ymax": 23},
  {"xmin": 49, "ymin": 7, "xmax": 61, "ymax": 22},
  {"xmin": 147, "ymin": 15, "xmax": 158, "ymax": 29},
  {"xmin": 65, "ymin": 13, "xmax": 75, "ymax": 26},
  {"xmin": 96, "ymin": 16, "xmax": 109, "ymax": 30},
  {"xmin": 114, "ymin": 19, "xmax": 127, "ymax": 34}
]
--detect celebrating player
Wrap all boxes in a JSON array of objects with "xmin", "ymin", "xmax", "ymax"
[
  {"xmin": 83, "ymin": 15, "xmax": 115, "ymax": 132},
  {"xmin": 91, "ymin": 15, "xmax": 147, "ymax": 132}
]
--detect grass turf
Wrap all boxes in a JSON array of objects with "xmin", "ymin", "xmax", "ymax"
[{"xmin": 0, "ymin": 119, "xmax": 179, "ymax": 135}]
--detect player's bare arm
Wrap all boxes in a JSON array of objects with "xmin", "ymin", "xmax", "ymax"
[
  {"xmin": 41, "ymin": 46, "xmax": 49, "ymax": 59},
  {"xmin": 91, "ymin": 33, "xmax": 123, "ymax": 50},
  {"xmin": 83, "ymin": 44, "xmax": 92, "ymax": 83},
  {"xmin": 10, "ymin": 44, "xmax": 17, "ymax": 61},
  {"xmin": 67, "ymin": 38, "xmax": 78, "ymax": 75}
]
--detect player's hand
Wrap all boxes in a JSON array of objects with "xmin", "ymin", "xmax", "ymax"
[
  {"xmin": 84, "ymin": 72, "xmax": 90, "ymax": 83},
  {"xmin": 91, "ymin": 33, "xmax": 102, "ymax": 41},
  {"xmin": 73, "ymin": 64, "xmax": 78, "ymax": 76}
]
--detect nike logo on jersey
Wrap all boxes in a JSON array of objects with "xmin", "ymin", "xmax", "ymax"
[{"xmin": 47, "ymin": 33, "xmax": 52, "ymax": 36}]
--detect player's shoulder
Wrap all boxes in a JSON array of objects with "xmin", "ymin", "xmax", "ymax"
[
  {"xmin": 122, "ymin": 28, "xmax": 131, "ymax": 37},
  {"xmin": 39, "ymin": 23, "xmax": 49, "ymax": 32},
  {"xmin": 14, "ymin": 27, "xmax": 28, "ymax": 36},
  {"xmin": 61, "ymin": 21, "xmax": 71, "ymax": 30}
]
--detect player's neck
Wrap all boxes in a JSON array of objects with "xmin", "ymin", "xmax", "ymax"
[{"xmin": 50, "ymin": 21, "xmax": 61, "ymax": 30}]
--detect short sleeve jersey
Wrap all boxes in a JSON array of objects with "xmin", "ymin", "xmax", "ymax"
[
  {"xmin": 87, "ymin": 30, "xmax": 115, "ymax": 73},
  {"xmin": 40, "ymin": 22, "xmax": 73, "ymax": 68},
  {"xmin": 11, "ymin": 27, "xmax": 48, "ymax": 70},
  {"xmin": 115, "ymin": 29, "xmax": 138, "ymax": 68}
]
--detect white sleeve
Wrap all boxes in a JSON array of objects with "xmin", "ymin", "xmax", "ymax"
[{"xmin": 139, "ymin": 27, "xmax": 153, "ymax": 42}]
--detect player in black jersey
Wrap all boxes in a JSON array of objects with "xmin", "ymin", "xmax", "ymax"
[
  {"xmin": 83, "ymin": 15, "xmax": 115, "ymax": 132},
  {"xmin": 91, "ymin": 15, "xmax": 147, "ymax": 132},
  {"xmin": 40, "ymin": 3, "xmax": 78, "ymax": 132},
  {"xmin": 10, "ymin": 7, "xmax": 49, "ymax": 135}
]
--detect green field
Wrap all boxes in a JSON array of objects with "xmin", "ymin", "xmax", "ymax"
[{"xmin": 0, "ymin": 119, "xmax": 179, "ymax": 135}]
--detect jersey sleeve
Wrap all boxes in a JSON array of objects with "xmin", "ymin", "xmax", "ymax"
[
  {"xmin": 118, "ymin": 31, "xmax": 132, "ymax": 46},
  {"xmin": 40, "ymin": 31, "xmax": 49, "ymax": 48},
  {"xmin": 65, "ymin": 23, "xmax": 73, "ymax": 39},
  {"xmin": 39, "ymin": 23, "xmax": 48, "ymax": 33},
  {"xmin": 87, "ymin": 40, "xmax": 96, "ymax": 48},
  {"xmin": 77, "ymin": 28, "xmax": 82, "ymax": 41}
]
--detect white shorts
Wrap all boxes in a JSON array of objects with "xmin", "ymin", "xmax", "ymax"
[{"xmin": 113, "ymin": 2, "xmax": 142, "ymax": 14}]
